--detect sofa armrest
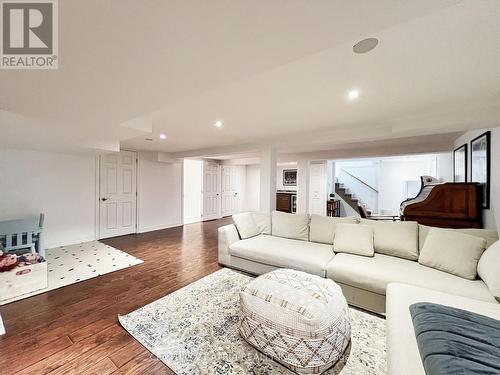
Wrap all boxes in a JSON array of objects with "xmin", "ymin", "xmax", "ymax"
[{"xmin": 218, "ymin": 224, "xmax": 240, "ymax": 266}]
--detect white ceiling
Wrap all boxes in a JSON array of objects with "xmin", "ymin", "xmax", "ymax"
[{"xmin": 1, "ymin": 0, "xmax": 499, "ymax": 157}]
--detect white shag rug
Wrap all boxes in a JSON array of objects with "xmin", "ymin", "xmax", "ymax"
[
  {"xmin": 119, "ymin": 268, "xmax": 386, "ymax": 375},
  {"xmin": 1, "ymin": 241, "xmax": 143, "ymax": 305}
]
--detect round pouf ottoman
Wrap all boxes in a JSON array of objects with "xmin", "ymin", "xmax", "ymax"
[{"xmin": 239, "ymin": 269, "xmax": 351, "ymax": 374}]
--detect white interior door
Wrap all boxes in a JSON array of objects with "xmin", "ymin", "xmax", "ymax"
[
  {"xmin": 221, "ymin": 166, "xmax": 238, "ymax": 217},
  {"xmin": 202, "ymin": 161, "xmax": 221, "ymax": 221},
  {"xmin": 99, "ymin": 151, "xmax": 137, "ymax": 238},
  {"xmin": 309, "ymin": 161, "xmax": 326, "ymax": 215}
]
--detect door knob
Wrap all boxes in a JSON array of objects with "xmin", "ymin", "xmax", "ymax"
[{"xmin": 101, "ymin": 198, "xmax": 108, "ymax": 201}]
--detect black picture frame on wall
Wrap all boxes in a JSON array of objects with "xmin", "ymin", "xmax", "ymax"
[
  {"xmin": 283, "ymin": 169, "xmax": 297, "ymax": 186},
  {"xmin": 453, "ymin": 143, "xmax": 467, "ymax": 183},
  {"xmin": 470, "ymin": 131, "xmax": 491, "ymax": 209}
]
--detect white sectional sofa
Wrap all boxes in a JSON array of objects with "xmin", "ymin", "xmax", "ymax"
[
  {"xmin": 219, "ymin": 210, "xmax": 500, "ymax": 374},
  {"xmin": 218, "ymin": 211, "xmax": 499, "ymax": 313}
]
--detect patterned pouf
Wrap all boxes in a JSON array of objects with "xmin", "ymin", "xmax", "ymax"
[{"xmin": 239, "ymin": 269, "xmax": 351, "ymax": 374}]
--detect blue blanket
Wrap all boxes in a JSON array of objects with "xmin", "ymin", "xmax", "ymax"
[{"xmin": 410, "ymin": 302, "xmax": 500, "ymax": 375}]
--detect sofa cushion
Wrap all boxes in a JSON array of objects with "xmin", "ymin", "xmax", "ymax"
[
  {"xmin": 309, "ymin": 215, "xmax": 359, "ymax": 245},
  {"xmin": 419, "ymin": 225, "xmax": 498, "ymax": 251},
  {"xmin": 232, "ymin": 212, "xmax": 260, "ymax": 239},
  {"xmin": 251, "ymin": 212, "xmax": 271, "ymax": 235},
  {"xmin": 362, "ymin": 219, "xmax": 418, "ymax": 260},
  {"xmin": 478, "ymin": 240, "xmax": 500, "ymax": 302},
  {"xmin": 386, "ymin": 283, "xmax": 500, "ymax": 375},
  {"xmin": 418, "ymin": 229, "xmax": 487, "ymax": 280},
  {"xmin": 229, "ymin": 235, "xmax": 334, "ymax": 277},
  {"xmin": 333, "ymin": 223, "xmax": 374, "ymax": 257},
  {"xmin": 326, "ymin": 253, "xmax": 495, "ymax": 303},
  {"xmin": 271, "ymin": 211, "xmax": 309, "ymax": 241}
]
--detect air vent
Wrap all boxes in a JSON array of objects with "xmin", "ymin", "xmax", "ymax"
[{"xmin": 145, "ymin": 138, "xmax": 153, "ymax": 141}]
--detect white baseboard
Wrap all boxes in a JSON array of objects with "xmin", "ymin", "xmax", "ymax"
[
  {"xmin": 45, "ymin": 236, "xmax": 98, "ymax": 249},
  {"xmin": 183, "ymin": 216, "xmax": 201, "ymax": 225},
  {"xmin": 44, "ymin": 223, "xmax": 182, "ymax": 248},
  {"xmin": 138, "ymin": 222, "xmax": 182, "ymax": 233}
]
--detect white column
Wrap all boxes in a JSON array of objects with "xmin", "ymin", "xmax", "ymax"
[
  {"xmin": 296, "ymin": 160, "xmax": 309, "ymax": 214},
  {"xmin": 0, "ymin": 312, "xmax": 5, "ymax": 335},
  {"xmin": 259, "ymin": 147, "xmax": 277, "ymax": 213}
]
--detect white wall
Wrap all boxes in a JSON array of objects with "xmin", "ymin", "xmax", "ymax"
[
  {"xmin": 182, "ymin": 159, "xmax": 203, "ymax": 224},
  {"xmin": 137, "ymin": 151, "xmax": 182, "ymax": 232},
  {"xmin": 0, "ymin": 148, "xmax": 184, "ymax": 249},
  {"xmin": 378, "ymin": 158, "xmax": 433, "ymax": 215},
  {"xmin": 0, "ymin": 147, "xmax": 97, "ymax": 248},
  {"xmin": 454, "ymin": 127, "xmax": 500, "ymax": 230},
  {"xmin": 436, "ymin": 152, "xmax": 453, "ymax": 182},
  {"xmin": 245, "ymin": 165, "xmax": 260, "ymax": 211},
  {"xmin": 336, "ymin": 161, "xmax": 379, "ymax": 190}
]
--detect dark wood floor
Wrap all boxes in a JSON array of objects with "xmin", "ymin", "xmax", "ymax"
[{"xmin": 0, "ymin": 218, "xmax": 232, "ymax": 375}]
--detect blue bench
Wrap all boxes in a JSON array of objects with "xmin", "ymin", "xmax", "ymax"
[{"xmin": 0, "ymin": 214, "xmax": 45, "ymax": 258}]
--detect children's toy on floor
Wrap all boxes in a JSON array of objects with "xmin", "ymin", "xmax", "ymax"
[{"xmin": 0, "ymin": 250, "xmax": 47, "ymax": 302}]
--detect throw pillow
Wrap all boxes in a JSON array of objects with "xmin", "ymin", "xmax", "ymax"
[
  {"xmin": 271, "ymin": 211, "xmax": 309, "ymax": 241},
  {"xmin": 232, "ymin": 212, "xmax": 260, "ymax": 239},
  {"xmin": 362, "ymin": 219, "xmax": 419, "ymax": 260},
  {"xmin": 333, "ymin": 223, "xmax": 374, "ymax": 257},
  {"xmin": 251, "ymin": 212, "xmax": 271, "ymax": 235},
  {"xmin": 418, "ymin": 225, "xmax": 499, "ymax": 251},
  {"xmin": 477, "ymin": 240, "xmax": 500, "ymax": 302},
  {"xmin": 419, "ymin": 229, "xmax": 487, "ymax": 280},
  {"xmin": 309, "ymin": 215, "xmax": 359, "ymax": 245}
]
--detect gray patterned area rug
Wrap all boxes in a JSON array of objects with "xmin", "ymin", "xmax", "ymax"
[{"xmin": 119, "ymin": 268, "xmax": 386, "ymax": 374}]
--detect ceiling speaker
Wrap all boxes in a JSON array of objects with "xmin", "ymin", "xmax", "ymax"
[{"xmin": 353, "ymin": 38, "xmax": 379, "ymax": 54}]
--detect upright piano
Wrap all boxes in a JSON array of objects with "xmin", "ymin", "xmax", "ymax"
[{"xmin": 400, "ymin": 176, "xmax": 482, "ymax": 228}]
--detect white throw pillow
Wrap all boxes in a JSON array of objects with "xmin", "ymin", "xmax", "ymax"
[
  {"xmin": 419, "ymin": 225, "xmax": 499, "ymax": 251},
  {"xmin": 419, "ymin": 229, "xmax": 487, "ymax": 280},
  {"xmin": 310, "ymin": 215, "xmax": 359, "ymax": 245},
  {"xmin": 271, "ymin": 211, "xmax": 309, "ymax": 241},
  {"xmin": 478, "ymin": 240, "xmax": 500, "ymax": 302},
  {"xmin": 333, "ymin": 223, "xmax": 374, "ymax": 257},
  {"xmin": 362, "ymin": 220, "xmax": 419, "ymax": 260},
  {"xmin": 251, "ymin": 212, "xmax": 271, "ymax": 235},
  {"xmin": 232, "ymin": 212, "xmax": 260, "ymax": 239}
]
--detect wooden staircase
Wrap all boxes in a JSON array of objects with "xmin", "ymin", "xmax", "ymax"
[{"xmin": 335, "ymin": 182, "xmax": 372, "ymax": 216}]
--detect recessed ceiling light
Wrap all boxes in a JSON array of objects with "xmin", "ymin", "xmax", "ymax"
[
  {"xmin": 347, "ymin": 89, "xmax": 360, "ymax": 101},
  {"xmin": 214, "ymin": 120, "xmax": 223, "ymax": 128},
  {"xmin": 159, "ymin": 134, "xmax": 167, "ymax": 139},
  {"xmin": 353, "ymin": 38, "xmax": 379, "ymax": 54}
]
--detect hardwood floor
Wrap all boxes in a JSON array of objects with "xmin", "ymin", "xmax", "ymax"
[{"xmin": 0, "ymin": 218, "xmax": 233, "ymax": 375}]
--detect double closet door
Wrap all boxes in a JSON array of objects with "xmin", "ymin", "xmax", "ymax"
[{"xmin": 202, "ymin": 162, "xmax": 242, "ymax": 220}]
